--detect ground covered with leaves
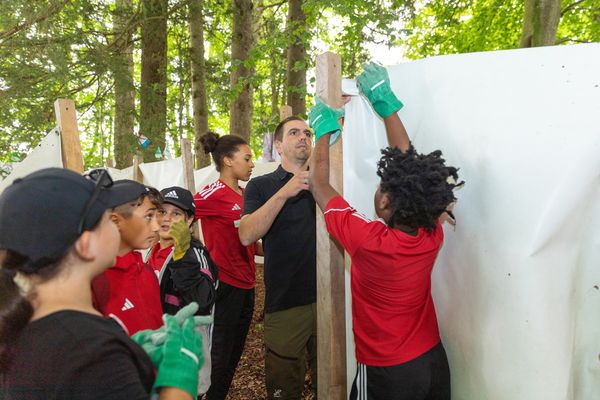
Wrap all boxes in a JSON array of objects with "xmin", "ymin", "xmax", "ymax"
[{"xmin": 226, "ymin": 264, "xmax": 315, "ymax": 400}]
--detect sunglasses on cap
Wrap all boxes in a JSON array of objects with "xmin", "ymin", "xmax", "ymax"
[{"xmin": 77, "ymin": 168, "xmax": 113, "ymax": 234}]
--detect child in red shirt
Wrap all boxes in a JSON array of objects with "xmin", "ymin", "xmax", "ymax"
[
  {"xmin": 308, "ymin": 62, "xmax": 463, "ymax": 400},
  {"xmin": 91, "ymin": 180, "xmax": 164, "ymax": 335}
]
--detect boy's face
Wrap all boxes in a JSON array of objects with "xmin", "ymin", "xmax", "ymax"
[
  {"xmin": 113, "ymin": 196, "xmax": 159, "ymax": 250},
  {"xmin": 157, "ymin": 203, "xmax": 193, "ymax": 241},
  {"xmin": 374, "ymin": 185, "xmax": 392, "ymax": 222}
]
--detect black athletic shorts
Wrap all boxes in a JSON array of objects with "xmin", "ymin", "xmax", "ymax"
[{"xmin": 349, "ymin": 342, "xmax": 451, "ymax": 400}]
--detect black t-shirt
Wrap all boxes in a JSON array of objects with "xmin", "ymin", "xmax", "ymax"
[
  {"xmin": 1, "ymin": 310, "xmax": 155, "ymax": 400},
  {"xmin": 243, "ymin": 165, "xmax": 316, "ymax": 313}
]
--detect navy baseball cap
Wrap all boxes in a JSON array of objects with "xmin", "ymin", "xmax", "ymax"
[
  {"xmin": 0, "ymin": 168, "xmax": 145, "ymax": 264},
  {"xmin": 160, "ymin": 186, "xmax": 196, "ymax": 217}
]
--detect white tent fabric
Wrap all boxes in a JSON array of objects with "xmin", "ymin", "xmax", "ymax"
[
  {"xmin": 341, "ymin": 43, "xmax": 600, "ymax": 399},
  {"xmin": 0, "ymin": 128, "xmax": 63, "ymax": 194}
]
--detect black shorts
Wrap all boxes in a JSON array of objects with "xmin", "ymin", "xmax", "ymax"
[{"xmin": 350, "ymin": 342, "xmax": 451, "ymax": 400}]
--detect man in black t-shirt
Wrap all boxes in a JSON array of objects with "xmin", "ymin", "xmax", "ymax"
[{"xmin": 239, "ymin": 116, "xmax": 317, "ymax": 400}]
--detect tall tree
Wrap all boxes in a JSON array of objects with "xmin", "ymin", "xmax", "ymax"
[
  {"xmin": 140, "ymin": 0, "xmax": 168, "ymax": 161},
  {"xmin": 285, "ymin": 0, "xmax": 307, "ymax": 117},
  {"xmin": 190, "ymin": 0, "xmax": 210, "ymax": 168},
  {"xmin": 520, "ymin": 0, "xmax": 561, "ymax": 47},
  {"xmin": 229, "ymin": 0, "xmax": 255, "ymax": 143},
  {"xmin": 112, "ymin": 0, "xmax": 136, "ymax": 168}
]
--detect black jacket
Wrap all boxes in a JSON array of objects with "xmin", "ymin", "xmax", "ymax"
[{"xmin": 158, "ymin": 239, "xmax": 219, "ymax": 316}]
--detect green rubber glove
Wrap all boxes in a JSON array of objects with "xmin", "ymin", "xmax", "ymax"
[
  {"xmin": 153, "ymin": 315, "xmax": 203, "ymax": 397},
  {"xmin": 131, "ymin": 329, "xmax": 163, "ymax": 367},
  {"xmin": 356, "ymin": 61, "xmax": 403, "ymax": 118},
  {"xmin": 308, "ymin": 97, "xmax": 344, "ymax": 145},
  {"xmin": 169, "ymin": 220, "xmax": 191, "ymax": 261}
]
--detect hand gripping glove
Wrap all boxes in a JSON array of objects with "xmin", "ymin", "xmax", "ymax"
[
  {"xmin": 356, "ymin": 61, "xmax": 403, "ymax": 118},
  {"xmin": 153, "ymin": 315, "xmax": 203, "ymax": 397},
  {"xmin": 169, "ymin": 220, "xmax": 191, "ymax": 261},
  {"xmin": 308, "ymin": 97, "xmax": 345, "ymax": 145}
]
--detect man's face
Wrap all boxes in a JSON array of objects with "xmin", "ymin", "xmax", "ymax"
[
  {"xmin": 157, "ymin": 203, "xmax": 192, "ymax": 241},
  {"xmin": 275, "ymin": 119, "xmax": 312, "ymax": 164},
  {"xmin": 114, "ymin": 197, "xmax": 159, "ymax": 250}
]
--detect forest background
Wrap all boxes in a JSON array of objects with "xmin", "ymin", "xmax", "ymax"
[{"xmin": 0, "ymin": 0, "xmax": 598, "ymax": 175}]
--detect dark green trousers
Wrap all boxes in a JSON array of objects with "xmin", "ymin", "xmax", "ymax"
[{"xmin": 264, "ymin": 303, "xmax": 317, "ymax": 399}]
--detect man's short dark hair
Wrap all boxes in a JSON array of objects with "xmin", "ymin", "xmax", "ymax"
[{"xmin": 274, "ymin": 116, "xmax": 305, "ymax": 142}]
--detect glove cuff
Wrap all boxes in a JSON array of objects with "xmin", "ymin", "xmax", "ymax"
[
  {"xmin": 153, "ymin": 356, "xmax": 199, "ymax": 398},
  {"xmin": 314, "ymin": 119, "xmax": 341, "ymax": 142},
  {"xmin": 373, "ymin": 96, "xmax": 403, "ymax": 119}
]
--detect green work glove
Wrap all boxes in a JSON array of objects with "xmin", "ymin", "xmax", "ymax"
[
  {"xmin": 131, "ymin": 329, "xmax": 164, "ymax": 367},
  {"xmin": 169, "ymin": 220, "xmax": 191, "ymax": 261},
  {"xmin": 356, "ymin": 61, "xmax": 403, "ymax": 118},
  {"xmin": 148, "ymin": 303, "xmax": 213, "ymax": 346},
  {"xmin": 153, "ymin": 315, "xmax": 203, "ymax": 397},
  {"xmin": 308, "ymin": 97, "xmax": 345, "ymax": 145}
]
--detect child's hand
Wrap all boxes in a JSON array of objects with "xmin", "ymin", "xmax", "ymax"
[
  {"xmin": 356, "ymin": 61, "xmax": 403, "ymax": 118},
  {"xmin": 169, "ymin": 220, "xmax": 191, "ymax": 261},
  {"xmin": 308, "ymin": 97, "xmax": 344, "ymax": 145}
]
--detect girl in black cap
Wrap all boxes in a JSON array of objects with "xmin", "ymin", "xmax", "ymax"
[{"xmin": 0, "ymin": 168, "xmax": 203, "ymax": 400}]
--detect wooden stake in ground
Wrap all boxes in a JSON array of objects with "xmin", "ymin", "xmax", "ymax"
[
  {"xmin": 315, "ymin": 51, "xmax": 346, "ymax": 400},
  {"xmin": 54, "ymin": 99, "xmax": 84, "ymax": 173},
  {"xmin": 181, "ymin": 138, "xmax": 204, "ymax": 243}
]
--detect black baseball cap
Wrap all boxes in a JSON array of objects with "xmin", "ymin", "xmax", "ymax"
[
  {"xmin": 160, "ymin": 186, "xmax": 196, "ymax": 217},
  {"xmin": 0, "ymin": 168, "xmax": 146, "ymax": 264}
]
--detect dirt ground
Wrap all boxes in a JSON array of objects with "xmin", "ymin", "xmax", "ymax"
[{"xmin": 226, "ymin": 264, "xmax": 315, "ymax": 400}]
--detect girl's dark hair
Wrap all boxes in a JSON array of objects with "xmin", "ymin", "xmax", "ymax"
[
  {"xmin": 377, "ymin": 145, "xmax": 463, "ymax": 233},
  {"xmin": 0, "ymin": 250, "xmax": 64, "ymax": 372},
  {"xmin": 199, "ymin": 132, "xmax": 248, "ymax": 172}
]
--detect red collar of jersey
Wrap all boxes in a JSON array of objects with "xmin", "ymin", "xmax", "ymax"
[{"xmin": 112, "ymin": 250, "xmax": 145, "ymax": 272}]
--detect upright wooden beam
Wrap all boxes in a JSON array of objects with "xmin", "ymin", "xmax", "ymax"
[
  {"xmin": 54, "ymin": 99, "xmax": 84, "ymax": 173},
  {"xmin": 279, "ymin": 105, "xmax": 293, "ymax": 120},
  {"xmin": 315, "ymin": 51, "xmax": 346, "ymax": 400},
  {"xmin": 133, "ymin": 154, "xmax": 144, "ymax": 183},
  {"xmin": 181, "ymin": 138, "xmax": 203, "ymax": 243}
]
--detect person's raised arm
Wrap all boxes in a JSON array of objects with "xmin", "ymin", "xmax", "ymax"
[
  {"xmin": 238, "ymin": 171, "xmax": 309, "ymax": 246},
  {"xmin": 357, "ymin": 61, "xmax": 410, "ymax": 152},
  {"xmin": 307, "ymin": 98, "xmax": 344, "ymax": 211}
]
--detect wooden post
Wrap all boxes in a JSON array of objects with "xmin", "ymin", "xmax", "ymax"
[
  {"xmin": 315, "ymin": 51, "xmax": 346, "ymax": 400},
  {"xmin": 181, "ymin": 138, "xmax": 204, "ymax": 243},
  {"xmin": 279, "ymin": 105, "xmax": 293, "ymax": 120},
  {"xmin": 133, "ymin": 154, "xmax": 144, "ymax": 183},
  {"xmin": 54, "ymin": 99, "xmax": 84, "ymax": 173}
]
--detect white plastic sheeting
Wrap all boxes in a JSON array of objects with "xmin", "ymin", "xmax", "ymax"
[
  {"xmin": 341, "ymin": 44, "xmax": 600, "ymax": 399},
  {"xmin": 0, "ymin": 128, "xmax": 63, "ymax": 194}
]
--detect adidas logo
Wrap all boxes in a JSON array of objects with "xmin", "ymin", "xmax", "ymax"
[
  {"xmin": 231, "ymin": 203, "xmax": 241, "ymax": 211},
  {"xmin": 164, "ymin": 190, "xmax": 178, "ymax": 199},
  {"xmin": 121, "ymin": 298, "xmax": 134, "ymax": 311}
]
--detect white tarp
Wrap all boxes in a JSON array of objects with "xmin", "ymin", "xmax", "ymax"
[
  {"xmin": 341, "ymin": 43, "xmax": 600, "ymax": 399},
  {"xmin": 0, "ymin": 128, "xmax": 63, "ymax": 194}
]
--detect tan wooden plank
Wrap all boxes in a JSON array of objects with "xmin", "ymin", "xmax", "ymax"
[
  {"xmin": 279, "ymin": 104, "xmax": 293, "ymax": 120},
  {"xmin": 54, "ymin": 99, "xmax": 84, "ymax": 173},
  {"xmin": 315, "ymin": 51, "xmax": 346, "ymax": 400},
  {"xmin": 132, "ymin": 154, "xmax": 144, "ymax": 183},
  {"xmin": 181, "ymin": 138, "xmax": 203, "ymax": 243}
]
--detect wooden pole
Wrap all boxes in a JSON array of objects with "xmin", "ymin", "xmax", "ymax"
[
  {"xmin": 315, "ymin": 51, "xmax": 346, "ymax": 400},
  {"xmin": 54, "ymin": 99, "xmax": 84, "ymax": 173},
  {"xmin": 181, "ymin": 138, "xmax": 203, "ymax": 243},
  {"xmin": 132, "ymin": 154, "xmax": 144, "ymax": 183},
  {"xmin": 279, "ymin": 105, "xmax": 293, "ymax": 120}
]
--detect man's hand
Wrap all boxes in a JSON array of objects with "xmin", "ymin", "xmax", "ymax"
[
  {"xmin": 169, "ymin": 220, "xmax": 191, "ymax": 261},
  {"xmin": 308, "ymin": 97, "xmax": 344, "ymax": 145},
  {"xmin": 357, "ymin": 61, "xmax": 403, "ymax": 118},
  {"xmin": 280, "ymin": 171, "xmax": 309, "ymax": 200}
]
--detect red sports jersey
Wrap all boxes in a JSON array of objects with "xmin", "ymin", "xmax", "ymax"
[
  {"xmin": 194, "ymin": 180, "xmax": 256, "ymax": 289},
  {"xmin": 148, "ymin": 243, "xmax": 173, "ymax": 277},
  {"xmin": 91, "ymin": 251, "xmax": 163, "ymax": 335},
  {"xmin": 324, "ymin": 195, "xmax": 443, "ymax": 366}
]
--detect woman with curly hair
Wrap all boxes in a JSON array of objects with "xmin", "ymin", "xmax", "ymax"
[{"xmin": 308, "ymin": 62, "xmax": 463, "ymax": 400}]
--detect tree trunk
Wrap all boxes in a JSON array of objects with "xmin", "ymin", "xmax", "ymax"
[
  {"xmin": 229, "ymin": 0, "xmax": 254, "ymax": 144},
  {"xmin": 140, "ymin": 0, "xmax": 168, "ymax": 161},
  {"xmin": 286, "ymin": 0, "xmax": 307, "ymax": 117},
  {"xmin": 112, "ymin": 0, "xmax": 136, "ymax": 169},
  {"xmin": 190, "ymin": 0, "xmax": 210, "ymax": 168},
  {"xmin": 520, "ymin": 0, "xmax": 561, "ymax": 47}
]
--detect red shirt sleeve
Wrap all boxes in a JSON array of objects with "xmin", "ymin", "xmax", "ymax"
[{"xmin": 324, "ymin": 195, "xmax": 374, "ymax": 256}]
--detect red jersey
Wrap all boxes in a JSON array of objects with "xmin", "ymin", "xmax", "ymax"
[
  {"xmin": 91, "ymin": 251, "xmax": 163, "ymax": 335},
  {"xmin": 194, "ymin": 180, "xmax": 256, "ymax": 289},
  {"xmin": 324, "ymin": 196, "xmax": 443, "ymax": 366},
  {"xmin": 147, "ymin": 243, "xmax": 173, "ymax": 277}
]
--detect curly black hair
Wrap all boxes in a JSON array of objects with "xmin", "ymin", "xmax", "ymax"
[{"xmin": 377, "ymin": 145, "xmax": 463, "ymax": 233}]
